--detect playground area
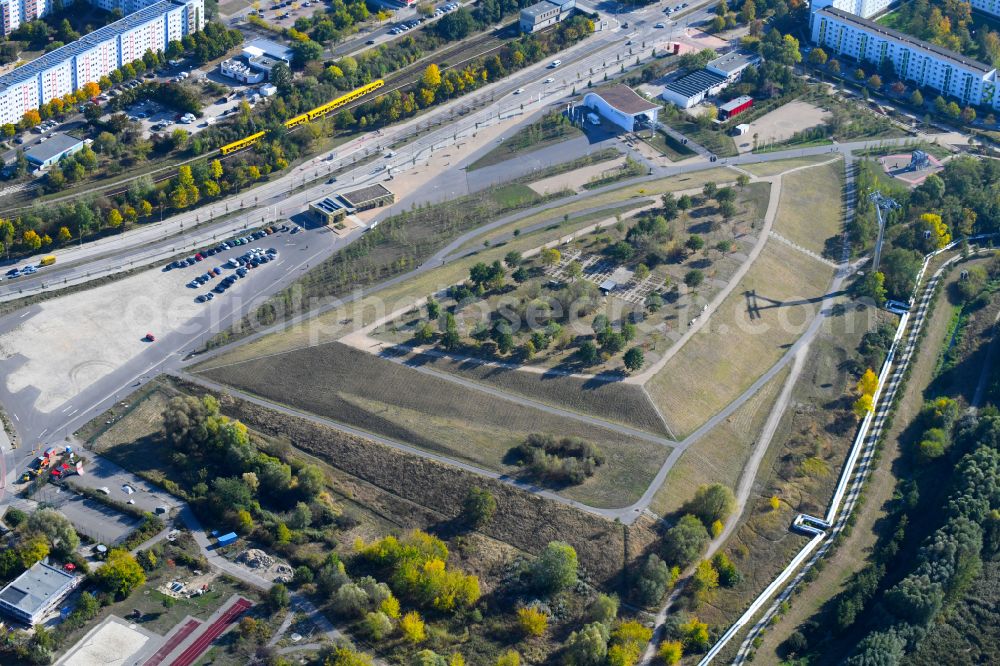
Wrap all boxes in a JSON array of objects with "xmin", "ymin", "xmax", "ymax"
[{"xmin": 878, "ymin": 149, "xmax": 943, "ymax": 186}]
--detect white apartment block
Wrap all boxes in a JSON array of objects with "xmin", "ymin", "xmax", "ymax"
[
  {"xmin": 0, "ymin": 0, "xmax": 203, "ymax": 125},
  {"xmin": 0, "ymin": 0, "xmax": 173, "ymax": 36},
  {"xmin": 810, "ymin": 0, "xmax": 894, "ymax": 20},
  {"xmin": 812, "ymin": 6, "xmax": 1000, "ymax": 110}
]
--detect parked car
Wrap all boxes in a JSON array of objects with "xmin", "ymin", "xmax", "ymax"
[{"xmin": 144, "ymin": 332, "xmax": 156, "ymax": 342}]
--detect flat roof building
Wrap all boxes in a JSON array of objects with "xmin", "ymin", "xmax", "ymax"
[
  {"xmin": 706, "ymin": 51, "xmax": 762, "ymax": 80},
  {"xmin": 309, "ymin": 196, "xmax": 348, "ymax": 224},
  {"xmin": 520, "ymin": 0, "xmax": 575, "ymax": 33},
  {"xmin": 0, "ymin": 0, "xmax": 204, "ymax": 125},
  {"xmin": 811, "ymin": 6, "xmax": 1000, "ymax": 109},
  {"xmin": 340, "ymin": 183, "xmax": 395, "ymax": 211},
  {"xmin": 0, "ymin": 562, "xmax": 80, "ymax": 626},
  {"xmin": 662, "ymin": 70, "xmax": 727, "ymax": 108},
  {"xmin": 25, "ymin": 133, "xmax": 85, "ymax": 168},
  {"xmin": 582, "ymin": 84, "xmax": 659, "ymax": 132},
  {"xmin": 242, "ymin": 38, "xmax": 293, "ymax": 64}
]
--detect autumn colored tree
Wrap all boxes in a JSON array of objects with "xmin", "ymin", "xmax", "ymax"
[
  {"xmin": 518, "ymin": 606, "xmax": 548, "ymax": 636},
  {"xmin": 400, "ymin": 611, "xmax": 426, "ymax": 643},
  {"xmin": 541, "ymin": 248, "xmax": 561, "ymax": 266},
  {"xmin": 423, "ymin": 63, "xmax": 442, "ymax": 88}
]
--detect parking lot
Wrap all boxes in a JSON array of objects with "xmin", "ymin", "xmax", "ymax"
[
  {"xmin": 33, "ymin": 483, "xmax": 141, "ymax": 546},
  {"xmin": 165, "ymin": 224, "xmax": 292, "ymax": 304},
  {"xmin": 65, "ymin": 453, "xmax": 182, "ymax": 515}
]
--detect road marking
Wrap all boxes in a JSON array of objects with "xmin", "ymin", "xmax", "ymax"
[
  {"xmin": 61, "ymin": 404, "xmax": 74, "ymax": 413},
  {"xmin": 66, "ymin": 408, "xmax": 78, "ymax": 417},
  {"xmin": 12, "ymin": 413, "xmax": 18, "ymax": 421},
  {"xmin": 39, "ymin": 428, "xmax": 47, "ymax": 437},
  {"xmin": 275, "ymin": 260, "xmax": 285, "ymax": 267},
  {"xmin": 19, "ymin": 311, "xmax": 29, "ymax": 318}
]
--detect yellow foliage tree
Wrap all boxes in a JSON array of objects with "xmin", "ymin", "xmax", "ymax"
[
  {"xmin": 517, "ymin": 606, "xmax": 548, "ymax": 637},
  {"xmin": 380, "ymin": 594, "xmax": 400, "ymax": 619},
  {"xmin": 691, "ymin": 559, "xmax": 719, "ymax": 604},
  {"xmin": 494, "ymin": 651, "xmax": 519, "ymax": 666},
  {"xmin": 769, "ymin": 495, "xmax": 781, "ymax": 511},
  {"xmin": 422, "ymin": 63, "xmax": 442, "ymax": 88},
  {"xmin": 711, "ymin": 519, "xmax": 723, "ymax": 538},
  {"xmin": 853, "ymin": 393, "xmax": 874, "ymax": 419},
  {"xmin": 22, "ymin": 229, "xmax": 42, "ymax": 251},
  {"xmin": 657, "ymin": 640, "xmax": 683, "ymax": 665},
  {"xmin": 857, "ymin": 368, "xmax": 878, "ymax": 397},
  {"xmin": 920, "ymin": 212, "xmax": 951, "ymax": 249},
  {"xmin": 679, "ymin": 618, "xmax": 710, "ymax": 651},
  {"xmin": 541, "ymin": 248, "xmax": 561, "ymax": 266},
  {"xmin": 106, "ymin": 209, "xmax": 123, "ymax": 228},
  {"xmin": 400, "ymin": 611, "xmax": 426, "ymax": 643}
]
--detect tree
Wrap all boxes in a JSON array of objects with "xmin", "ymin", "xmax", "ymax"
[
  {"xmin": 364, "ymin": 611, "xmax": 394, "ymax": 640},
  {"xmin": 95, "ymin": 550, "xmax": 145, "ymax": 598},
  {"xmin": 423, "ymin": 63, "xmax": 442, "ymax": 88},
  {"xmin": 57, "ymin": 226, "xmax": 72, "ymax": 244},
  {"xmin": 518, "ymin": 606, "xmax": 548, "ymax": 636},
  {"xmin": 686, "ymin": 484, "xmax": 736, "ymax": 528},
  {"xmin": 588, "ymin": 593, "xmax": 619, "ymax": 624},
  {"xmin": 531, "ymin": 541, "xmax": 578, "ymax": 593},
  {"xmin": 578, "ymin": 340, "xmax": 599, "ymax": 365},
  {"xmin": 662, "ymin": 515, "xmax": 709, "ymax": 567},
  {"xmin": 691, "ymin": 560, "xmax": 719, "ymax": 603},
  {"xmin": 17, "ymin": 534, "xmax": 49, "ymax": 568},
  {"xmin": 679, "ymin": 618, "xmax": 709, "ymax": 651},
  {"xmin": 504, "ymin": 250, "xmax": 522, "ymax": 267},
  {"xmin": 769, "ymin": 495, "xmax": 781, "ymax": 511},
  {"xmin": 658, "ymin": 640, "xmax": 683, "ymax": 665},
  {"xmin": 271, "ymin": 61, "xmax": 292, "ymax": 94},
  {"xmin": 808, "ymin": 47, "xmax": 828, "ymax": 67},
  {"xmin": 25, "ymin": 508, "xmax": 79, "ymax": 555},
  {"xmin": 566, "ymin": 622, "xmax": 610, "ymax": 666},
  {"xmin": 462, "ymin": 487, "xmax": 496, "ymax": 528},
  {"xmin": 495, "ymin": 651, "xmax": 520, "ymax": 666},
  {"xmin": 910, "ymin": 89, "xmax": 924, "ymax": 107},
  {"xmin": 918, "ymin": 427, "xmax": 949, "ymax": 460},
  {"xmin": 685, "ymin": 235, "xmax": 705, "ymax": 253},
  {"xmin": 633, "ymin": 554, "xmax": 677, "ymax": 606},
  {"xmin": 268, "ymin": 583, "xmax": 291, "ymax": 610},
  {"xmin": 541, "ymin": 248, "xmax": 561, "ymax": 266},
  {"xmin": 107, "ymin": 208, "xmax": 123, "ymax": 228},
  {"xmin": 857, "ymin": 368, "xmax": 879, "ymax": 397},
  {"xmin": 740, "ymin": 0, "xmax": 756, "ymax": 23},
  {"xmin": 858, "ymin": 271, "xmax": 887, "ymax": 307},
  {"xmin": 853, "ymin": 393, "xmax": 874, "ymax": 418},
  {"xmin": 867, "ymin": 74, "xmax": 883, "ymax": 90},
  {"xmin": 623, "ymin": 347, "xmax": 644, "ymax": 372},
  {"xmin": 401, "ymin": 611, "xmax": 426, "ymax": 643}
]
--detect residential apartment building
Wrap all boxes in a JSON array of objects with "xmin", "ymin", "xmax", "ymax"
[
  {"xmin": 811, "ymin": 5, "xmax": 1000, "ymax": 110},
  {"xmin": 0, "ymin": 0, "xmax": 203, "ymax": 126},
  {"xmin": 0, "ymin": 0, "xmax": 174, "ymax": 37}
]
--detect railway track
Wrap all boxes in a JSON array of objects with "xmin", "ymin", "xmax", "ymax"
[{"xmin": 4, "ymin": 27, "xmax": 513, "ymax": 209}]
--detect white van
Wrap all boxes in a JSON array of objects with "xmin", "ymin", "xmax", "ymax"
[{"xmin": 548, "ymin": 59, "xmax": 561, "ymax": 68}]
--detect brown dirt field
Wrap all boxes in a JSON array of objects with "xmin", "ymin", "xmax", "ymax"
[
  {"xmin": 753, "ymin": 257, "xmax": 996, "ymax": 660},
  {"xmin": 170, "ymin": 375, "xmax": 656, "ymax": 589},
  {"xmin": 644, "ymin": 239, "xmax": 836, "ymax": 438},
  {"xmin": 649, "ymin": 364, "xmax": 791, "ymax": 517},
  {"xmin": 198, "ymin": 342, "xmax": 669, "ymax": 509}
]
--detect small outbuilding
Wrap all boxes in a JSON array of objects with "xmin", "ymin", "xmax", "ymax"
[
  {"xmin": 719, "ymin": 95, "xmax": 753, "ymax": 119},
  {"xmin": 581, "ymin": 85, "xmax": 660, "ymax": 132},
  {"xmin": 309, "ymin": 196, "xmax": 348, "ymax": 225}
]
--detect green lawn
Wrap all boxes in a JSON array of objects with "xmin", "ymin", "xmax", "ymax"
[{"xmin": 638, "ymin": 128, "xmax": 697, "ymax": 161}]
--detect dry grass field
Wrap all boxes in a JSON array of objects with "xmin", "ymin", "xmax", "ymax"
[
  {"xmin": 739, "ymin": 155, "xmax": 838, "ymax": 178},
  {"xmin": 414, "ymin": 351, "xmax": 670, "ymax": 435},
  {"xmin": 199, "ymin": 342, "xmax": 670, "ymax": 508},
  {"xmin": 649, "ymin": 364, "xmax": 790, "ymax": 516},
  {"xmin": 700, "ymin": 298, "xmax": 878, "ymax": 649},
  {"xmin": 772, "ymin": 158, "xmax": 845, "ymax": 257},
  {"xmin": 644, "ymin": 239, "xmax": 836, "ymax": 438}
]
